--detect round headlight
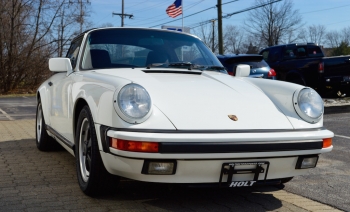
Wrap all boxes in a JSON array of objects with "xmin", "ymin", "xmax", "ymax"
[
  {"xmin": 293, "ymin": 88, "xmax": 323, "ymax": 123},
  {"xmin": 114, "ymin": 84, "xmax": 152, "ymax": 123}
]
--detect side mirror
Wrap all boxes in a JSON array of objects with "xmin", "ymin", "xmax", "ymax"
[
  {"xmin": 49, "ymin": 58, "xmax": 73, "ymax": 74},
  {"xmin": 235, "ymin": 64, "xmax": 250, "ymax": 77}
]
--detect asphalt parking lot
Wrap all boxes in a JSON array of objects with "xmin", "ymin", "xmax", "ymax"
[
  {"xmin": 0, "ymin": 96, "xmax": 36, "ymax": 121},
  {"xmin": 0, "ymin": 96, "xmax": 348, "ymax": 211}
]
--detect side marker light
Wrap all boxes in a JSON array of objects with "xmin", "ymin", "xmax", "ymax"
[{"xmin": 322, "ymin": 138, "xmax": 332, "ymax": 148}]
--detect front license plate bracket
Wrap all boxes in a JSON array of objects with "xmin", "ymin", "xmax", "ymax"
[{"xmin": 219, "ymin": 161, "xmax": 270, "ymax": 187}]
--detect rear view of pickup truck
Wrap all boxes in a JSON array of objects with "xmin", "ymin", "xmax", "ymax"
[{"xmin": 259, "ymin": 43, "xmax": 350, "ymax": 96}]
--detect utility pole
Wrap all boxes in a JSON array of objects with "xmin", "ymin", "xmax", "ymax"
[
  {"xmin": 122, "ymin": 0, "xmax": 124, "ymax": 27},
  {"xmin": 76, "ymin": 0, "xmax": 90, "ymax": 34},
  {"xmin": 217, "ymin": 0, "xmax": 224, "ymax": 54},
  {"xmin": 79, "ymin": 0, "xmax": 83, "ymax": 33},
  {"xmin": 211, "ymin": 20, "xmax": 216, "ymax": 52},
  {"xmin": 112, "ymin": 0, "xmax": 133, "ymax": 27}
]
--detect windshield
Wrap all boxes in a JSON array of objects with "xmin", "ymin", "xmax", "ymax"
[{"xmin": 81, "ymin": 28, "xmax": 225, "ymax": 72}]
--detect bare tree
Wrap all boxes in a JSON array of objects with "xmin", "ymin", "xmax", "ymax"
[
  {"xmin": 224, "ymin": 25, "xmax": 245, "ymax": 54},
  {"xmin": 0, "ymin": 0, "xmax": 91, "ymax": 93},
  {"xmin": 54, "ymin": 0, "xmax": 91, "ymax": 57},
  {"xmin": 192, "ymin": 23, "xmax": 218, "ymax": 54},
  {"xmin": 245, "ymin": 0, "xmax": 303, "ymax": 46},
  {"xmin": 341, "ymin": 26, "xmax": 350, "ymax": 44},
  {"xmin": 299, "ymin": 24, "xmax": 327, "ymax": 45},
  {"xmin": 325, "ymin": 30, "xmax": 342, "ymax": 48},
  {"xmin": 100, "ymin": 23, "xmax": 114, "ymax": 28}
]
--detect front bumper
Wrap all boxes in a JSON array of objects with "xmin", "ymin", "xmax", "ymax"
[{"xmin": 98, "ymin": 126, "xmax": 333, "ymax": 183}]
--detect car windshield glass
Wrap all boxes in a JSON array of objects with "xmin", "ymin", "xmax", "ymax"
[{"xmin": 81, "ymin": 28, "xmax": 223, "ymax": 72}]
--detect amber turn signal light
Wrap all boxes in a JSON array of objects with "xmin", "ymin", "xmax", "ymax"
[
  {"xmin": 110, "ymin": 138, "xmax": 159, "ymax": 153},
  {"xmin": 322, "ymin": 138, "xmax": 332, "ymax": 148}
]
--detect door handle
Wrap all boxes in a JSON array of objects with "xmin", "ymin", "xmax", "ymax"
[{"xmin": 48, "ymin": 82, "xmax": 53, "ymax": 86}]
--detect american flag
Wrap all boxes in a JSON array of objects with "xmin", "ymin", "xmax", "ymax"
[{"xmin": 166, "ymin": 0, "xmax": 182, "ymax": 18}]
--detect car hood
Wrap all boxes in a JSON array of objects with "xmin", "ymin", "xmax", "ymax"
[{"xmin": 95, "ymin": 68, "xmax": 293, "ymax": 130}]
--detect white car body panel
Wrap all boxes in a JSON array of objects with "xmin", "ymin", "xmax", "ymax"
[
  {"xmin": 100, "ymin": 153, "xmax": 315, "ymax": 183},
  {"xmin": 36, "ymin": 27, "xmax": 333, "ymax": 188},
  {"xmin": 94, "ymin": 69, "xmax": 293, "ymax": 130}
]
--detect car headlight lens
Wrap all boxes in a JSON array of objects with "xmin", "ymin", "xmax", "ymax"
[
  {"xmin": 293, "ymin": 88, "xmax": 323, "ymax": 123},
  {"xmin": 116, "ymin": 84, "xmax": 151, "ymax": 122}
]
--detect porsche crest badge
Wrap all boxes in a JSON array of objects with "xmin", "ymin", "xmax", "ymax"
[{"xmin": 228, "ymin": 115, "xmax": 238, "ymax": 121}]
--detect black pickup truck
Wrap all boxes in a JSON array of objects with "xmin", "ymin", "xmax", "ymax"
[{"xmin": 259, "ymin": 43, "xmax": 350, "ymax": 96}]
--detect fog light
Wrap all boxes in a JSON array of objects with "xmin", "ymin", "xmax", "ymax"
[
  {"xmin": 296, "ymin": 155, "xmax": 319, "ymax": 169},
  {"xmin": 142, "ymin": 160, "xmax": 176, "ymax": 175}
]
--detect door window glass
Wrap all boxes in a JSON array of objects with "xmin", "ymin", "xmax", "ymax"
[{"xmin": 66, "ymin": 37, "xmax": 83, "ymax": 69}]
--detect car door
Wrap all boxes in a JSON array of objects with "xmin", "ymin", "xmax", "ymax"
[{"xmin": 49, "ymin": 36, "xmax": 83, "ymax": 143}]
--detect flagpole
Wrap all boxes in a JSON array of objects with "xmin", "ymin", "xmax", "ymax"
[
  {"xmin": 181, "ymin": 0, "xmax": 184, "ymax": 61},
  {"xmin": 182, "ymin": 0, "xmax": 184, "ymax": 32}
]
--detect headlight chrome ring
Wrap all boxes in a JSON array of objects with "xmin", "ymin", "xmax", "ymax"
[
  {"xmin": 113, "ymin": 83, "xmax": 152, "ymax": 124},
  {"xmin": 293, "ymin": 87, "xmax": 324, "ymax": 123}
]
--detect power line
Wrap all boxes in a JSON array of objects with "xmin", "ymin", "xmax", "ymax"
[
  {"xmin": 129, "ymin": 0, "xmax": 204, "ymax": 26},
  {"xmin": 128, "ymin": 1, "xmax": 170, "ymax": 14},
  {"xmin": 301, "ymin": 4, "xmax": 350, "ymax": 14},
  {"xmin": 189, "ymin": 0, "xmax": 282, "ymax": 29},
  {"xmin": 149, "ymin": 0, "xmax": 239, "ymax": 28}
]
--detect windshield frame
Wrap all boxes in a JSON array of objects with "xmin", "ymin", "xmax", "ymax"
[{"xmin": 78, "ymin": 28, "xmax": 224, "ymax": 72}]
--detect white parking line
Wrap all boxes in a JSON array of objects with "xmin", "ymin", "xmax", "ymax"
[
  {"xmin": 335, "ymin": 134, "xmax": 350, "ymax": 139},
  {"xmin": 0, "ymin": 108, "xmax": 14, "ymax": 121}
]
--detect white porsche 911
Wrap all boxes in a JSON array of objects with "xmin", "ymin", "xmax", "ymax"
[{"xmin": 36, "ymin": 27, "xmax": 333, "ymax": 196}]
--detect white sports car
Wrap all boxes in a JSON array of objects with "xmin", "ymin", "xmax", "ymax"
[{"xmin": 36, "ymin": 27, "xmax": 333, "ymax": 196}]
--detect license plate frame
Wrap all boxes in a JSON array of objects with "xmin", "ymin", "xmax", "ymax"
[{"xmin": 219, "ymin": 161, "xmax": 270, "ymax": 187}]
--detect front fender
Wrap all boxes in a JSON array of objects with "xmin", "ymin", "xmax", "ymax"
[
  {"xmin": 37, "ymin": 80, "xmax": 51, "ymax": 126},
  {"xmin": 243, "ymin": 78, "xmax": 323, "ymax": 129}
]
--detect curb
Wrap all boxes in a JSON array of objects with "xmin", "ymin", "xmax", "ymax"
[
  {"xmin": 324, "ymin": 104, "xmax": 350, "ymax": 114},
  {"xmin": 323, "ymin": 97, "xmax": 350, "ymax": 114}
]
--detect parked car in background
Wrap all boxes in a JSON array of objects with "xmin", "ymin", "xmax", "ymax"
[
  {"xmin": 36, "ymin": 28, "xmax": 333, "ymax": 196},
  {"xmin": 259, "ymin": 43, "xmax": 350, "ymax": 97},
  {"xmin": 217, "ymin": 54, "xmax": 276, "ymax": 79}
]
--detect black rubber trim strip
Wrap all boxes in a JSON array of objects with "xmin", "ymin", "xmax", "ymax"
[
  {"xmin": 183, "ymin": 179, "xmax": 282, "ymax": 187},
  {"xmin": 106, "ymin": 151, "xmax": 305, "ymax": 161},
  {"xmin": 46, "ymin": 125, "xmax": 74, "ymax": 149},
  {"xmin": 158, "ymin": 141, "xmax": 323, "ymax": 154},
  {"xmin": 143, "ymin": 70, "xmax": 202, "ymax": 75},
  {"xmin": 100, "ymin": 125, "xmax": 110, "ymax": 153},
  {"xmin": 107, "ymin": 127, "xmax": 326, "ymax": 134}
]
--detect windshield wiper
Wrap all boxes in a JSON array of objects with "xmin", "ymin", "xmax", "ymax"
[
  {"xmin": 147, "ymin": 62, "xmax": 226, "ymax": 72},
  {"xmin": 168, "ymin": 62, "xmax": 193, "ymax": 70},
  {"xmin": 168, "ymin": 63, "xmax": 225, "ymax": 71},
  {"xmin": 202, "ymin": 65, "xmax": 226, "ymax": 71},
  {"xmin": 146, "ymin": 63, "xmax": 168, "ymax": 69}
]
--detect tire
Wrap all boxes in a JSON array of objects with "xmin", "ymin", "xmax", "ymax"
[
  {"xmin": 75, "ymin": 105, "xmax": 119, "ymax": 196},
  {"xmin": 280, "ymin": 177, "xmax": 293, "ymax": 184},
  {"xmin": 36, "ymin": 100, "xmax": 57, "ymax": 151}
]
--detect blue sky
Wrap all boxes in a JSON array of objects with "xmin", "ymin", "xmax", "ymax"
[{"xmin": 89, "ymin": 0, "xmax": 350, "ymax": 32}]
